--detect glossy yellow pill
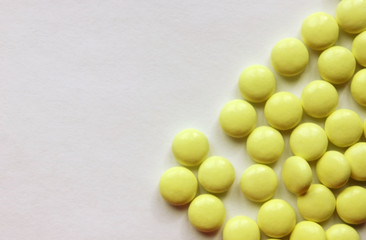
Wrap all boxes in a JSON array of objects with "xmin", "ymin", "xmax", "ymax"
[
  {"xmin": 336, "ymin": 186, "xmax": 366, "ymax": 224},
  {"xmin": 264, "ymin": 92, "xmax": 303, "ymax": 130},
  {"xmin": 159, "ymin": 167, "xmax": 197, "ymax": 206},
  {"xmin": 198, "ymin": 156, "xmax": 235, "ymax": 193},
  {"xmin": 318, "ymin": 46, "xmax": 356, "ymax": 85},
  {"xmin": 246, "ymin": 126, "xmax": 284, "ymax": 164},
  {"xmin": 188, "ymin": 194, "xmax": 225, "ymax": 232},
  {"xmin": 271, "ymin": 38, "xmax": 309, "ymax": 77},
  {"xmin": 290, "ymin": 123, "xmax": 328, "ymax": 161},
  {"xmin": 219, "ymin": 99, "xmax": 257, "ymax": 138},
  {"xmin": 336, "ymin": 0, "xmax": 366, "ymax": 34},
  {"xmin": 223, "ymin": 216, "xmax": 260, "ymax": 240},
  {"xmin": 351, "ymin": 69, "xmax": 366, "ymax": 106},
  {"xmin": 290, "ymin": 221, "xmax": 326, "ymax": 240},
  {"xmin": 326, "ymin": 224, "xmax": 360, "ymax": 240},
  {"xmin": 172, "ymin": 128, "xmax": 209, "ymax": 166},
  {"xmin": 297, "ymin": 184, "xmax": 335, "ymax": 222},
  {"xmin": 352, "ymin": 31, "xmax": 366, "ymax": 67},
  {"xmin": 238, "ymin": 65, "xmax": 276, "ymax": 103},
  {"xmin": 282, "ymin": 156, "xmax": 312, "ymax": 195},
  {"xmin": 345, "ymin": 142, "xmax": 366, "ymax": 181},
  {"xmin": 325, "ymin": 109, "xmax": 363, "ymax": 147},
  {"xmin": 301, "ymin": 80, "xmax": 338, "ymax": 118},
  {"xmin": 316, "ymin": 151, "xmax": 351, "ymax": 189},
  {"xmin": 301, "ymin": 12, "xmax": 339, "ymax": 51},
  {"xmin": 257, "ymin": 199, "xmax": 296, "ymax": 238},
  {"xmin": 240, "ymin": 164, "xmax": 278, "ymax": 202}
]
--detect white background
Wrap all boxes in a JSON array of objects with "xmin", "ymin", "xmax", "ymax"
[{"xmin": 0, "ymin": 0, "xmax": 365, "ymax": 239}]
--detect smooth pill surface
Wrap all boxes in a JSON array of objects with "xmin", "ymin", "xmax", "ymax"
[
  {"xmin": 282, "ymin": 156, "xmax": 312, "ymax": 195},
  {"xmin": 318, "ymin": 46, "xmax": 356, "ymax": 85},
  {"xmin": 325, "ymin": 109, "xmax": 363, "ymax": 147},
  {"xmin": 264, "ymin": 92, "xmax": 303, "ymax": 130},
  {"xmin": 159, "ymin": 167, "xmax": 197, "ymax": 206},
  {"xmin": 257, "ymin": 199, "xmax": 296, "ymax": 238},
  {"xmin": 290, "ymin": 123, "xmax": 328, "ymax": 161},
  {"xmin": 297, "ymin": 184, "xmax": 335, "ymax": 222},
  {"xmin": 238, "ymin": 65, "xmax": 276, "ymax": 103},
  {"xmin": 172, "ymin": 128, "xmax": 209, "ymax": 166},
  {"xmin": 290, "ymin": 221, "xmax": 326, "ymax": 240},
  {"xmin": 271, "ymin": 38, "xmax": 309, "ymax": 77},
  {"xmin": 223, "ymin": 216, "xmax": 260, "ymax": 240},
  {"xmin": 301, "ymin": 80, "xmax": 338, "ymax": 118},
  {"xmin": 352, "ymin": 31, "xmax": 366, "ymax": 67},
  {"xmin": 240, "ymin": 164, "xmax": 278, "ymax": 202},
  {"xmin": 188, "ymin": 194, "xmax": 225, "ymax": 232},
  {"xmin": 219, "ymin": 99, "xmax": 257, "ymax": 138},
  {"xmin": 301, "ymin": 12, "xmax": 339, "ymax": 51},
  {"xmin": 336, "ymin": 0, "xmax": 366, "ymax": 34},
  {"xmin": 246, "ymin": 126, "xmax": 284, "ymax": 164},
  {"xmin": 336, "ymin": 186, "xmax": 366, "ymax": 224},
  {"xmin": 345, "ymin": 142, "xmax": 366, "ymax": 181},
  {"xmin": 351, "ymin": 69, "xmax": 366, "ymax": 106},
  {"xmin": 326, "ymin": 224, "xmax": 360, "ymax": 240},
  {"xmin": 198, "ymin": 156, "xmax": 235, "ymax": 193},
  {"xmin": 316, "ymin": 151, "xmax": 351, "ymax": 188}
]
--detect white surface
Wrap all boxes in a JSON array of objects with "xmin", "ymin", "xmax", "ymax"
[{"xmin": 0, "ymin": 0, "xmax": 365, "ymax": 239}]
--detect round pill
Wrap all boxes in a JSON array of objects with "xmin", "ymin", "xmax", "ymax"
[
  {"xmin": 336, "ymin": 0, "xmax": 366, "ymax": 34},
  {"xmin": 188, "ymin": 194, "xmax": 225, "ymax": 232},
  {"xmin": 345, "ymin": 142, "xmax": 366, "ymax": 181},
  {"xmin": 301, "ymin": 12, "xmax": 339, "ymax": 51},
  {"xmin": 290, "ymin": 122, "xmax": 328, "ymax": 161},
  {"xmin": 172, "ymin": 128, "xmax": 209, "ymax": 166},
  {"xmin": 219, "ymin": 99, "xmax": 257, "ymax": 138},
  {"xmin": 257, "ymin": 199, "xmax": 296, "ymax": 238},
  {"xmin": 223, "ymin": 216, "xmax": 260, "ymax": 240},
  {"xmin": 159, "ymin": 167, "xmax": 197, "ymax": 206},
  {"xmin": 351, "ymin": 69, "xmax": 366, "ymax": 106},
  {"xmin": 198, "ymin": 156, "xmax": 235, "ymax": 193},
  {"xmin": 326, "ymin": 224, "xmax": 360, "ymax": 240},
  {"xmin": 301, "ymin": 80, "xmax": 338, "ymax": 118},
  {"xmin": 324, "ymin": 109, "xmax": 363, "ymax": 147},
  {"xmin": 238, "ymin": 65, "xmax": 276, "ymax": 103},
  {"xmin": 246, "ymin": 126, "xmax": 284, "ymax": 164},
  {"xmin": 271, "ymin": 38, "xmax": 309, "ymax": 77},
  {"xmin": 240, "ymin": 164, "xmax": 278, "ymax": 202},
  {"xmin": 281, "ymin": 156, "xmax": 312, "ymax": 195},
  {"xmin": 352, "ymin": 31, "xmax": 366, "ymax": 67},
  {"xmin": 316, "ymin": 151, "xmax": 351, "ymax": 189},
  {"xmin": 336, "ymin": 186, "xmax": 366, "ymax": 224},
  {"xmin": 318, "ymin": 46, "xmax": 356, "ymax": 85},
  {"xmin": 297, "ymin": 184, "xmax": 336, "ymax": 222},
  {"xmin": 264, "ymin": 92, "xmax": 303, "ymax": 130},
  {"xmin": 290, "ymin": 221, "xmax": 326, "ymax": 240}
]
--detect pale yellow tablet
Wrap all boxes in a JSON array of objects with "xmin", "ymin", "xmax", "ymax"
[
  {"xmin": 240, "ymin": 164, "xmax": 278, "ymax": 202},
  {"xmin": 264, "ymin": 92, "xmax": 302, "ymax": 130},
  {"xmin": 223, "ymin": 216, "xmax": 260, "ymax": 240},
  {"xmin": 336, "ymin": 186, "xmax": 366, "ymax": 224},
  {"xmin": 238, "ymin": 65, "xmax": 276, "ymax": 103},
  {"xmin": 198, "ymin": 156, "xmax": 235, "ymax": 193},
  {"xmin": 257, "ymin": 199, "xmax": 296, "ymax": 238},
  {"xmin": 297, "ymin": 184, "xmax": 335, "ymax": 222},
  {"xmin": 159, "ymin": 167, "xmax": 197, "ymax": 206},
  {"xmin": 172, "ymin": 128, "xmax": 209, "ymax": 166},
  {"xmin": 282, "ymin": 156, "xmax": 312, "ymax": 195},
  {"xmin": 188, "ymin": 194, "xmax": 225, "ymax": 232},
  {"xmin": 246, "ymin": 126, "xmax": 284, "ymax": 164},
  {"xmin": 289, "ymin": 122, "xmax": 328, "ymax": 161},
  {"xmin": 219, "ymin": 99, "xmax": 257, "ymax": 138},
  {"xmin": 301, "ymin": 12, "xmax": 339, "ymax": 51}
]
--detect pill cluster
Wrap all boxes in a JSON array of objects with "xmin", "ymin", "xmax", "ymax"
[{"xmin": 159, "ymin": 0, "xmax": 366, "ymax": 239}]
